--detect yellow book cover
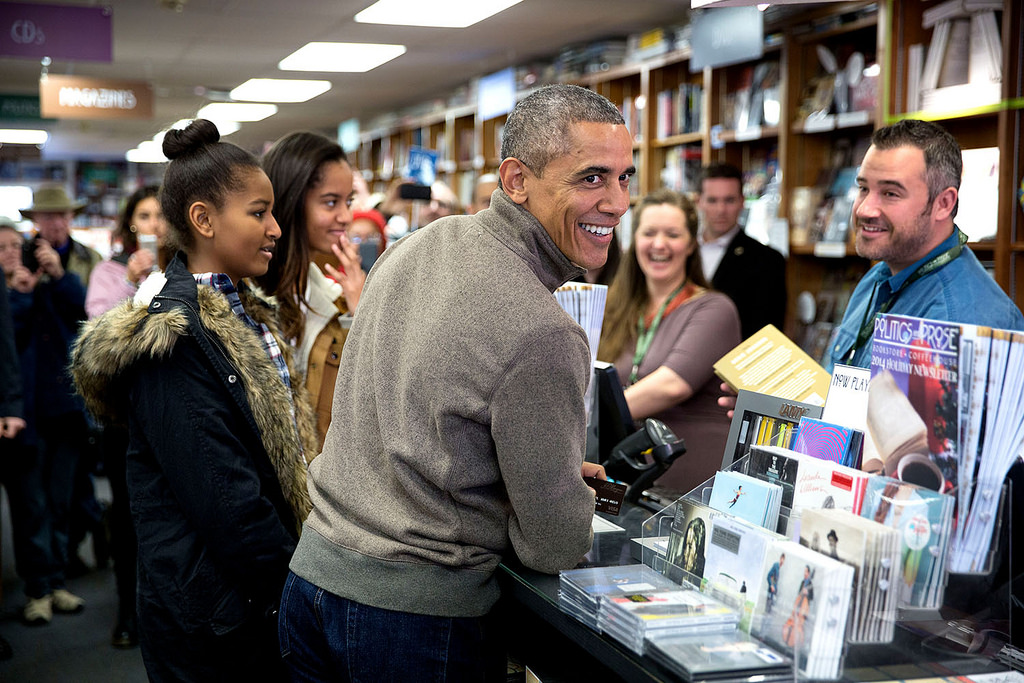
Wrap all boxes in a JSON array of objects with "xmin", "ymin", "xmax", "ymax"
[{"xmin": 714, "ymin": 324, "xmax": 831, "ymax": 406}]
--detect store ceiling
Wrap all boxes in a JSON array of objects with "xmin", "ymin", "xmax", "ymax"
[{"xmin": 1, "ymin": 0, "xmax": 697, "ymax": 162}]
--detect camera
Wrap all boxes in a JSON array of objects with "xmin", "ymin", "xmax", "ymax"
[{"xmin": 22, "ymin": 237, "xmax": 41, "ymax": 272}]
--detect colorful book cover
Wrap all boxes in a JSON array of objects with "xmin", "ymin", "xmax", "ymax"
[
  {"xmin": 791, "ymin": 416, "xmax": 863, "ymax": 468},
  {"xmin": 868, "ymin": 313, "xmax": 961, "ymax": 494}
]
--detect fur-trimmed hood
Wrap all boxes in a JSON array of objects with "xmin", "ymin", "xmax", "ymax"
[{"xmin": 71, "ymin": 259, "xmax": 314, "ymax": 530}]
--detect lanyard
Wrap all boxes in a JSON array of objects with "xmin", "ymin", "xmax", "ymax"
[
  {"xmin": 630, "ymin": 281, "xmax": 687, "ymax": 384},
  {"xmin": 847, "ymin": 228, "xmax": 968, "ymax": 362}
]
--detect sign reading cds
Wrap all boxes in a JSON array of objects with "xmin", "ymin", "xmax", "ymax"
[
  {"xmin": 40, "ymin": 75, "xmax": 153, "ymax": 120},
  {"xmin": 0, "ymin": 2, "xmax": 112, "ymax": 62}
]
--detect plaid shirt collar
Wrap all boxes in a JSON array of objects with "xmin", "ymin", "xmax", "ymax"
[{"xmin": 192, "ymin": 272, "xmax": 292, "ymax": 392}]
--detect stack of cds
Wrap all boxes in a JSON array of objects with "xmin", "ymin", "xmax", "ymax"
[
  {"xmin": 558, "ymin": 564, "xmax": 678, "ymax": 631},
  {"xmin": 598, "ymin": 587, "xmax": 740, "ymax": 655},
  {"xmin": 646, "ymin": 631, "xmax": 792, "ymax": 682}
]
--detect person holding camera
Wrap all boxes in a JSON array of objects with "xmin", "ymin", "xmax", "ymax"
[{"xmin": 0, "ymin": 210, "xmax": 90, "ymax": 626}]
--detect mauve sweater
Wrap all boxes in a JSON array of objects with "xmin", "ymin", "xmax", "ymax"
[{"xmin": 290, "ymin": 189, "xmax": 597, "ymax": 617}]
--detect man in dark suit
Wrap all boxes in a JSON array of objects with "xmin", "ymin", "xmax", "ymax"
[{"xmin": 697, "ymin": 162, "xmax": 787, "ymax": 339}]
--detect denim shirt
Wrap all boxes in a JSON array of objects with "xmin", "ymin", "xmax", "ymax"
[{"xmin": 826, "ymin": 226, "xmax": 1024, "ymax": 373}]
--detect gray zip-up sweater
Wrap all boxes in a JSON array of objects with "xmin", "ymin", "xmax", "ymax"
[{"xmin": 290, "ymin": 189, "xmax": 596, "ymax": 617}]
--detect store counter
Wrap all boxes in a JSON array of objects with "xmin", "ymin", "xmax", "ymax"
[{"xmin": 497, "ymin": 503, "xmax": 1017, "ymax": 683}]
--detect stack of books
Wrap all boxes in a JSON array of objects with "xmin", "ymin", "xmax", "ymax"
[
  {"xmin": 557, "ymin": 564, "xmax": 678, "ymax": 632},
  {"xmin": 599, "ymin": 586, "xmax": 739, "ymax": 655}
]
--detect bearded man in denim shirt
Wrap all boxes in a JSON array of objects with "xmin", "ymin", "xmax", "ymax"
[{"xmin": 826, "ymin": 119, "xmax": 1024, "ymax": 372}]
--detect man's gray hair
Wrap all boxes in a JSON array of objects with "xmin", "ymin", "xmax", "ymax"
[
  {"xmin": 871, "ymin": 119, "xmax": 962, "ymax": 216},
  {"xmin": 501, "ymin": 84, "xmax": 625, "ymax": 176}
]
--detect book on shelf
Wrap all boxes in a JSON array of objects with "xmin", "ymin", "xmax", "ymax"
[
  {"xmin": 798, "ymin": 507, "xmax": 900, "ymax": 644},
  {"xmin": 968, "ymin": 11, "xmax": 1002, "ymax": 83},
  {"xmin": 922, "ymin": 0, "xmax": 1003, "ymax": 30},
  {"xmin": 751, "ymin": 538, "xmax": 854, "ymax": 680},
  {"xmin": 714, "ymin": 324, "xmax": 832, "ymax": 406},
  {"xmin": 554, "ymin": 282, "xmax": 607, "ymax": 366},
  {"xmin": 920, "ymin": 19, "xmax": 951, "ymax": 92},
  {"xmin": 937, "ymin": 19, "xmax": 970, "ymax": 88}
]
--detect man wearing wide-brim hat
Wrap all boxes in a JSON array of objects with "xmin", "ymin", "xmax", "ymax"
[
  {"xmin": 20, "ymin": 184, "xmax": 101, "ymax": 287},
  {"xmin": 10, "ymin": 183, "xmax": 99, "ymax": 625}
]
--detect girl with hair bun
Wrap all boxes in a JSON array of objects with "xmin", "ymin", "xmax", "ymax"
[{"xmin": 71, "ymin": 119, "xmax": 316, "ymax": 681}]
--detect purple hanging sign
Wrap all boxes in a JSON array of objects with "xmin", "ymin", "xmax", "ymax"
[{"xmin": 0, "ymin": 2, "xmax": 112, "ymax": 62}]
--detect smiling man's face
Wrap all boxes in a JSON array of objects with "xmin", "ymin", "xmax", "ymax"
[{"xmin": 515, "ymin": 120, "xmax": 634, "ymax": 270}]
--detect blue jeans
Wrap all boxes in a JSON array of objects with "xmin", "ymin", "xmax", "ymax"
[{"xmin": 278, "ymin": 572, "xmax": 505, "ymax": 683}]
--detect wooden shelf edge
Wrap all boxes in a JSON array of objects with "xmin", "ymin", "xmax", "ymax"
[
  {"xmin": 888, "ymin": 98, "xmax": 1024, "ymax": 125},
  {"xmin": 794, "ymin": 14, "xmax": 879, "ymax": 44},
  {"xmin": 717, "ymin": 125, "xmax": 780, "ymax": 144},
  {"xmin": 652, "ymin": 132, "xmax": 704, "ymax": 148}
]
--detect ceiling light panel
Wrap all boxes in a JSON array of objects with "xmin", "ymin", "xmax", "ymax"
[
  {"xmin": 278, "ymin": 42, "xmax": 406, "ymax": 73},
  {"xmin": 196, "ymin": 102, "xmax": 278, "ymax": 122},
  {"xmin": 0, "ymin": 129, "xmax": 49, "ymax": 145},
  {"xmin": 230, "ymin": 78, "xmax": 331, "ymax": 103},
  {"xmin": 355, "ymin": 0, "xmax": 524, "ymax": 28}
]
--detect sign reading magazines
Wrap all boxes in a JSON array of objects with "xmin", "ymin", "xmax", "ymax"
[{"xmin": 40, "ymin": 75, "xmax": 153, "ymax": 120}]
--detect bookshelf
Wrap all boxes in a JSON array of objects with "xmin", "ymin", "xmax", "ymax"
[{"xmin": 355, "ymin": 0, "xmax": 1023, "ymax": 340}]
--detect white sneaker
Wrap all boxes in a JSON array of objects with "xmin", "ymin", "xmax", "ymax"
[
  {"xmin": 23, "ymin": 595, "xmax": 53, "ymax": 625},
  {"xmin": 51, "ymin": 588, "xmax": 85, "ymax": 614}
]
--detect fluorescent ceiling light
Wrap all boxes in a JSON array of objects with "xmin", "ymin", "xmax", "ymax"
[
  {"xmin": 0, "ymin": 129, "xmax": 49, "ymax": 145},
  {"xmin": 126, "ymin": 145, "xmax": 167, "ymax": 163},
  {"xmin": 230, "ymin": 78, "xmax": 331, "ymax": 103},
  {"xmin": 355, "ymin": 0, "xmax": 523, "ymax": 28},
  {"xmin": 196, "ymin": 102, "xmax": 277, "ymax": 122},
  {"xmin": 278, "ymin": 42, "xmax": 406, "ymax": 73}
]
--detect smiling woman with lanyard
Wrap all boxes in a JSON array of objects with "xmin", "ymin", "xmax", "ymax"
[{"xmin": 598, "ymin": 188, "xmax": 741, "ymax": 497}]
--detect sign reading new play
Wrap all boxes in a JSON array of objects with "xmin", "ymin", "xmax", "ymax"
[
  {"xmin": 40, "ymin": 75, "xmax": 153, "ymax": 120},
  {"xmin": 0, "ymin": 2, "xmax": 112, "ymax": 62}
]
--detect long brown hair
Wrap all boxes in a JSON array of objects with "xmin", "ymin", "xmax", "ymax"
[
  {"xmin": 597, "ymin": 188, "xmax": 707, "ymax": 363},
  {"xmin": 257, "ymin": 132, "xmax": 349, "ymax": 343}
]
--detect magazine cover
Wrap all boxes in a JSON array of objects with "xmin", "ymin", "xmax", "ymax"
[
  {"xmin": 868, "ymin": 313, "xmax": 961, "ymax": 494},
  {"xmin": 664, "ymin": 499, "xmax": 719, "ymax": 586}
]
